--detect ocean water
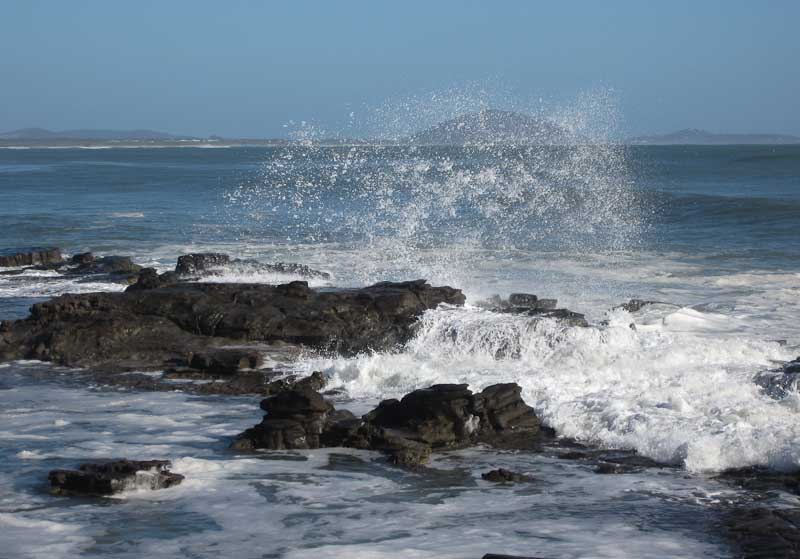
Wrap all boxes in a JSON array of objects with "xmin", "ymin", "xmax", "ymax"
[{"xmin": 1, "ymin": 144, "xmax": 799, "ymax": 558}]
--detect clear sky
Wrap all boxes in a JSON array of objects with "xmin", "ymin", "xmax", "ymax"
[{"xmin": 1, "ymin": 0, "xmax": 798, "ymax": 138}]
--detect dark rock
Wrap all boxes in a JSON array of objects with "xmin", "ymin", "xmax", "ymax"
[
  {"xmin": 481, "ymin": 468, "xmax": 534, "ymax": 483},
  {"xmin": 0, "ymin": 247, "xmax": 62, "ymax": 268},
  {"xmin": 73, "ymin": 255, "xmax": 141, "ymax": 276},
  {"xmin": 557, "ymin": 447, "xmax": 663, "ymax": 472},
  {"xmin": 125, "ymin": 267, "xmax": 161, "ymax": 291},
  {"xmin": 754, "ymin": 357, "xmax": 800, "ymax": 400},
  {"xmin": 319, "ymin": 409, "xmax": 361, "ymax": 447},
  {"xmin": 0, "ymin": 279, "xmax": 464, "ymax": 370},
  {"xmin": 594, "ymin": 462, "xmax": 632, "ymax": 474},
  {"xmin": 232, "ymin": 387, "xmax": 333, "ymax": 450},
  {"xmin": 364, "ymin": 383, "xmax": 544, "ymax": 452},
  {"xmin": 70, "ymin": 252, "xmax": 95, "ymax": 265},
  {"xmin": 726, "ymin": 507, "xmax": 800, "ymax": 559},
  {"xmin": 479, "ymin": 293, "xmax": 587, "ymax": 326},
  {"xmin": 48, "ymin": 459, "xmax": 183, "ymax": 496},
  {"xmin": 482, "ymin": 555, "xmax": 545, "ymax": 559},
  {"xmin": 263, "ymin": 371, "xmax": 327, "ymax": 396},
  {"xmin": 716, "ymin": 466, "xmax": 800, "ymax": 495},
  {"xmin": 363, "ymin": 384, "xmax": 478, "ymax": 448},
  {"xmin": 508, "ymin": 293, "xmax": 538, "ymax": 306},
  {"xmin": 233, "ymin": 382, "xmax": 546, "ymax": 466},
  {"xmin": 175, "ymin": 253, "xmax": 231, "ymax": 275},
  {"xmin": 187, "ymin": 348, "xmax": 264, "ymax": 375},
  {"xmin": 175, "ymin": 252, "xmax": 330, "ymax": 280},
  {"xmin": 614, "ymin": 299, "xmax": 656, "ymax": 312}
]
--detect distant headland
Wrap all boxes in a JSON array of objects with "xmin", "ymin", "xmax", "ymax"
[
  {"xmin": 3, "ymin": 119, "xmax": 800, "ymax": 147},
  {"xmin": 627, "ymin": 128, "xmax": 800, "ymax": 145}
]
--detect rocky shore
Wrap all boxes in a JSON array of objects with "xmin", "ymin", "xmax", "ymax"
[{"xmin": 2, "ymin": 247, "xmax": 799, "ymax": 558}]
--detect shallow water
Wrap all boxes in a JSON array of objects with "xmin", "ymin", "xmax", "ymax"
[
  {"xmin": 1, "ymin": 145, "xmax": 799, "ymax": 557},
  {"xmin": 0, "ymin": 364, "xmax": 752, "ymax": 558}
]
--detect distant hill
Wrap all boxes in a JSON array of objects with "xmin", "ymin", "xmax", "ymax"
[
  {"xmin": 409, "ymin": 109, "xmax": 574, "ymax": 146},
  {"xmin": 0, "ymin": 128, "xmax": 184, "ymax": 140},
  {"xmin": 628, "ymin": 128, "xmax": 800, "ymax": 145}
]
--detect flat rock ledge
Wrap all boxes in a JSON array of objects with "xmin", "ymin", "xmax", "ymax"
[
  {"xmin": 0, "ymin": 247, "xmax": 63, "ymax": 268},
  {"xmin": 49, "ymin": 459, "xmax": 184, "ymax": 496},
  {"xmin": 232, "ymin": 382, "xmax": 550, "ymax": 466},
  {"xmin": 477, "ymin": 292, "xmax": 588, "ymax": 327},
  {"xmin": 0, "ymin": 279, "xmax": 465, "ymax": 372}
]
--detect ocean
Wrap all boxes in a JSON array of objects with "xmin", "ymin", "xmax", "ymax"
[{"xmin": 0, "ymin": 144, "xmax": 799, "ymax": 558}]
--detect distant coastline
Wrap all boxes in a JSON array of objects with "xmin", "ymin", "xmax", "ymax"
[
  {"xmin": 3, "ymin": 122, "xmax": 800, "ymax": 148},
  {"xmin": 627, "ymin": 128, "xmax": 800, "ymax": 145}
]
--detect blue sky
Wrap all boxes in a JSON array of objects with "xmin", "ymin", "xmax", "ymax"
[{"xmin": 1, "ymin": 0, "xmax": 798, "ymax": 137}]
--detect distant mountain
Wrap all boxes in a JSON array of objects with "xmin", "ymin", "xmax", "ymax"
[
  {"xmin": 628, "ymin": 128, "xmax": 800, "ymax": 145},
  {"xmin": 0, "ymin": 128, "xmax": 185, "ymax": 140},
  {"xmin": 409, "ymin": 109, "xmax": 574, "ymax": 146}
]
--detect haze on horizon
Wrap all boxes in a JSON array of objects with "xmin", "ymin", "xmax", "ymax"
[{"xmin": 1, "ymin": 0, "xmax": 798, "ymax": 139}]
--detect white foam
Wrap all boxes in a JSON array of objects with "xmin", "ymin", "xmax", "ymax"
[{"xmin": 300, "ymin": 305, "xmax": 796, "ymax": 472}]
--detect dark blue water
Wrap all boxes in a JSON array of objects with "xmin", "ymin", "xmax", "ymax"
[{"xmin": 1, "ymin": 146, "xmax": 798, "ymax": 268}]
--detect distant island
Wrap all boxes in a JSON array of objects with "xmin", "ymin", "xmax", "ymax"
[{"xmin": 627, "ymin": 128, "xmax": 800, "ymax": 145}]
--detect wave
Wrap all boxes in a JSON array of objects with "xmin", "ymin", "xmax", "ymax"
[{"xmin": 299, "ymin": 304, "xmax": 796, "ymax": 472}]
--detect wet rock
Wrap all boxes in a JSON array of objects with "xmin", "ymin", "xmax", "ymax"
[
  {"xmin": 175, "ymin": 252, "xmax": 330, "ymax": 280},
  {"xmin": 175, "ymin": 253, "xmax": 231, "ymax": 275},
  {"xmin": 354, "ymin": 383, "xmax": 545, "ymax": 463},
  {"xmin": 478, "ymin": 293, "xmax": 587, "ymax": 327},
  {"xmin": 70, "ymin": 252, "xmax": 95, "ymax": 265},
  {"xmin": 754, "ymin": 357, "xmax": 800, "ymax": 400},
  {"xmin": 0, "ymin": 279, "xmax": 464, "ymax": 370},
  {"xmin": 716, "ymin": 466, "xmax": 800, "ymax": 495},
  {"xmin": 726, "ymin": 507, "xmax": 800, "ymax": 559},
  {"xmin": 126, "ymin": 268, "xmax": 181, "ymax": 292},
  {"xmin": 48, "ymin": 459, "xmax": 184, "ymax": 496},
  {"xmin": 557, "ymin": 447, "xmax": 663, "ymax": 472},
  {"xmin": 613, "ymin": 299, "xmax": 656, "ymax": 312},
  {"xmin": 0, "ymin": 247, "xmax": 62, "ymax": 268},
  {"xmin": 234, "ymin": 382, "xmax": 546, "ymax": 466},
  {"xmin": 319, "ymin": 409, "xmax": 362, "ymax": 447},
  {"xmin": 73, "ymin": 255, "xmax": 141, "ymax": 275},
  {"xmin": 594, "ymin": 462, "xmax": 633, "ymax": 474},
  {"xmin": 481, "ymin": 468, "xmax": 533, "ymax": 483},
  {"xmin": 187, "ymin": 348, "xmax": 264, "ymax": 375},
  {"xmin": 231, "ymin": 387, "xmax": 333, "ymax": 450},
  {"xmin": 263, "ymin": 371, "xmax": 327, "ymax": 396},
  {"xmin": 508, "ymin": 293, "xmax": 539, "ymax": 307}
]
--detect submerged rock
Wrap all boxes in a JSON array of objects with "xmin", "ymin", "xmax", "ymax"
[
  {"xmin": 754, "ymin": 357, "xmax": 800, "ymax": 400},
  {"xmin": 481, "ymin": 468, "xmax": 534, "ymax": 483},
  {"xmin": 48, "ymin": 459, "xmax": 184, "ymax": 496},
  {"xmin": 233, "ymin": 382, "xmax": 548, "ymax": 466},
  {"xmin": 0, "ymin": 247, "xmax": 62, "ymax": 268},
  {"xmin": 613, "ymin": 298, "xmax": 656, "ymax": 313},
  {"xmin": 0, "ymin": 279, "xmax": 464, "ymax": 371},
  {"xmin": 726, "ymin": 507, "xmax": 800, "ymax": 559}
]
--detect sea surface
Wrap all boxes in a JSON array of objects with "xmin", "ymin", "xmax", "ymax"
[{"xmin": 0, "ymin": 144, "xmax": 799, "ymax": 558}]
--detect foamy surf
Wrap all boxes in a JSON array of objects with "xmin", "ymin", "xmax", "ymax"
[{"xmin": 298, "ymin": 304, "xmax": 796, "ymax": 472}]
